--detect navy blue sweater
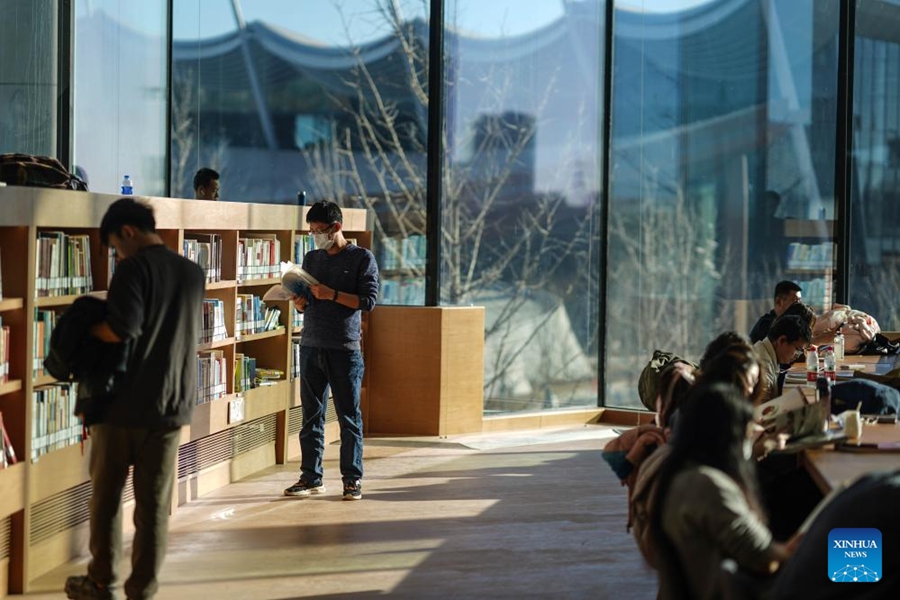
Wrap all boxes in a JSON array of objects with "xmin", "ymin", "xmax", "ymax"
[{"xmin": 301, "ymin": 244, "xmax": 378, "ymax": 350}]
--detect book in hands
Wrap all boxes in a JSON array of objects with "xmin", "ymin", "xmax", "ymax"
[{"xmin": 262, "ymin": 262, "xmax": 319, "ymax": 303}]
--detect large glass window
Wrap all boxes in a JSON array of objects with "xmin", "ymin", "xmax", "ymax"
[
  {"xmin": 0, "ymin": 0, "xmax": 58, "ymax": 156},
  {"xmin": 74, "ymin": 0, "xmax": 168, "ymax": 196},
  {"xmin": 172, "ymin": 0, "xmax": 429, "ymax": 305},
  {"xmin": 442, "ymin": 1, "xmax": 605, "ymax": 413},
  {"xmin": 848, "ymin": 0, "xmax": 900, "ymax": 330},
  {"xmin": 606, "ymin": 0, "xmax": 840, "ymax": 408}
]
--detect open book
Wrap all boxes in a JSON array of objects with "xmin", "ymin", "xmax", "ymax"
[
  {"xmin": 755, "ymin": 387, "xmax": 827, "ymax": 441},
  {"xmin": 262, "ymin": 262, "xmax": 319, "ymax": 303}
]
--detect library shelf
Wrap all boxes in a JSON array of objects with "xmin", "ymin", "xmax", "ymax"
[
  {"xmin": 0, "ymin": 461, "xmax": 25, "ymax": 520},
  {"xmin": 292, "ymin": 326, "xmax": 303, "ymax": 334},
  {"xmin": 244, "ymin": 381, "xmax": 289, "ymax": 422},
  {"xmin": 237, "ymin": 276, "xmax": 280, "ymax": 287},
  {"xmin": 29, "ymin": 439, "xmax": 91, "ymax": 502},
  {"xmin": 32, "ymin": 374, "xmax": 57, "ymax": 387},
  {"xmin": 196, "ymin": 337, "xmax": 235, "ymax": 352},
  {"xmin": 0, "ymin": 297, "xmax": 24, "ymax": 312},
  {"xmin": 34, "ymin": 291, "xmax": 107, "ymax": 308},
  {"xmin": 0, "ymin": 379, "xmax": 22, "ymax": 397},
  {"xmin": 236, "ymin": 328, "xmax": 286, "ymax": 343},
  {"xmin": 205, "ymin": 279, "xmax": 237, "ymax": 290}
]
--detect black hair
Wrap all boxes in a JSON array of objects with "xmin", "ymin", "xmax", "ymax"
[
  {"xmin": 306, "ymin": 200, "xmax": 343, "ymax": 225},
  {"xmin": 780, "ymin": 301, "xmax": 817, "ymax": 329},
  {"xmin": 649, "ymin": 383, "xmax": 763, "ymax": 597},
  {"xmin": 697, "ymin": 346, "xmax": 762, "ymax": 404},
  {"xmin": 193, "ymin": 168, "xmax": 219, "ymax": 191},
  {"xmin": 99, "ymin": 198, "xmax": 156, "ymax": 245},
  {"xmin": 698, "ymin": 331, "xmax": 752, "ymax": 373},
  {"xmin": 767, "ymin": 314, "xmax": 812, "ymax": 344},
  {"xmin": 773, "ymin": 280, "xmax": 802, "ymax": 301}
]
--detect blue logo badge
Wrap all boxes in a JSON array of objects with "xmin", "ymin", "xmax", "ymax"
[{"xmin": 829, "ymin": 528, "xmax": 882, "ymax": 583}]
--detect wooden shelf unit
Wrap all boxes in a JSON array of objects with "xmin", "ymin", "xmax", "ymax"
[{"xmin": 0, "ymin": 186, "xmax": 370, "ymax": 593}]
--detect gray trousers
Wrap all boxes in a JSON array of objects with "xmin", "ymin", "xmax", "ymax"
[{"xmin": 87, "ymin": 424, "xmax": 180, "ymax": 600}]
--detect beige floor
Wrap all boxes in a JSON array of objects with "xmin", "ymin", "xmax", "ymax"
[{"xmin": 22, "ymin": 426, "xmax": 658, "ymax": 599}]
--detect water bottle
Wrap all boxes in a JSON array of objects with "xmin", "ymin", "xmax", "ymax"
[
  {"xmin": 823, "ymin": 345, "xmax": 836, "ymax": 384},
  {"xmin": 834, "ymin": 326, "xmax": 845, "ymax": 361},
  {"xmin": 806, "ymin": 344, "xmax": 819, "ymax": 388},
  {"xmin": 121, "ymin": 175, "xmax": 134, "ymax": 195},
  {"xmin": 816, "ymin": 376, "xmax": 832, "ymax": 434}
]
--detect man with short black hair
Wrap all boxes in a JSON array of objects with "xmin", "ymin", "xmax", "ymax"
[
  {"xmin": 193, "ymin": 168, "xmax": 220, "ymax": 201},
  {"xmin": 749, "ymin": 280, "xmax": 803, "ymax": 343},
  {"xmin": 754, "ymin": 315, "xmax": 812, "ymax": 402},
  {"xmin": 65, "ymin": 198, "xmax": 205, "ymax": 600},
  {"xmin": 285, "ymin": 200, "xmax": 378, "ymax": 501}
]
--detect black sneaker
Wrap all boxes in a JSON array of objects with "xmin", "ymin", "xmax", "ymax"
[
  {"xmin": 343, "ymin": 480, "xmax": 362, "ymax": 501},
  {"xmin": 65, "ymin": 575, "xmax": 117, "ymax": 600},
  {"xmin": 284, "ymin": 478, "xmax": 325, "ymax": 497}
]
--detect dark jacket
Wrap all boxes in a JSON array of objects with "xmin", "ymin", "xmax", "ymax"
[{"xmin": 44, "ymin": 296, "xmax": 130, "ymax": 425}]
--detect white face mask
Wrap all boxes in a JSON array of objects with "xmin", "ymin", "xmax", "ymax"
[{"xmin": 312, "ymin": 232, "xmax": 334, "ymax": 250}]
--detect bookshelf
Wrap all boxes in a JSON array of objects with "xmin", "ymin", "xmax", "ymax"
[
  {"xmin": 0, "ymin": 186, "xmax": 370, "ymax": 594},
  {"xmin": 783, "ymin": 219, "xmax": 835, "ymax": 312}
]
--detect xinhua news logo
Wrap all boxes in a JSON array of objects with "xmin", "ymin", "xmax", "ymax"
[{"xmin": 828, "ymin": 528, "xmax": 882, "ymax": 583}]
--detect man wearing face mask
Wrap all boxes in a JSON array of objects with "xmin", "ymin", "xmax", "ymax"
[{"xmin": 284, "ymin": 201, "xmax": 379, "ymax": 501}]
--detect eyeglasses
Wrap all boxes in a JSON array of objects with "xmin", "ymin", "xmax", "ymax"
[{"xmin": 308, "ymin": 224, "xmax": 335, "ymax": 235}]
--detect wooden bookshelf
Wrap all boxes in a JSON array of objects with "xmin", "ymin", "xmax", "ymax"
[{"xmin": 0, "ymin": 186, "xmax": 371, "ymax": 593}]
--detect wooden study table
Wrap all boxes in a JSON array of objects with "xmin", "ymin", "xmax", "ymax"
[{"xmin": 787, "ymin": 354, "xmax": 900, "ymax": 493}]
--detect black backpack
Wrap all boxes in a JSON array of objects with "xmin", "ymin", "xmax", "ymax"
[
  {"xmin": 0, "ymin": 153, "xmax": 88, "ymax": 191},
  {"xmin": 637, "ymin": 350, "xmax": 697, "ymax": 412}
]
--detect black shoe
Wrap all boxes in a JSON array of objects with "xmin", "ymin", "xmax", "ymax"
[
  {"xmin": 284, "ymin": 478, "xmax": 325, "ymax": 497},
  {"xmin": 343, "ymin": 480, "xmax": 363, "ymax": 501},
  {"xmin": 65, "ymin": 575, "xmax": 117, "ymax": 600}
]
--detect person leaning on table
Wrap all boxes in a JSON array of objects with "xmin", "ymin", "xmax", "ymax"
[{"xmin": 753, "ymin": 315, "xmax": 812, "ymax": 404}]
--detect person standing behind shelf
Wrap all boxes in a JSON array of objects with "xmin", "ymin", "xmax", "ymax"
[
  {"xmin": 749, "ymin": 280, "xmax": 803, "ymax": 343},
  {"xmin": 65, "ymin": 198, "xmax": 205, "ymax": 600},
  {"xmin": 284, "ymin": 200, "xmax": 378, "ymax": 501},
  {"xmin": 192, "ymin": 167, "xmax": 220, "ymax": 201}
]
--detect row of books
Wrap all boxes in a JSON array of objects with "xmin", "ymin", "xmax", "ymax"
[
  {"xmin": 32, "ymin": 383, "xmax": 81, "ymax": 461},
  {"xmin": 198, "ymin": 350, "xmax": 228, "ymax": 404},
  {"xmin": 0, "ymin": 319, "xmax": 9, "ymax": 383},
  {"xmin": 35, "ymin": 232, "xmax": 93, "ymax": 297},
  {"xmin": 380, "ymin": 278, "xmax": 425, "ymax": 305},
  {"xmin": 797, "ymin": 277, "xmax": 833, "ymax": 310},
  {"xmin": 291, "ymin": 336, "xmax": 301, "ymax": 380},
  {"xmin": 236, "ymin": 294, "xmax": 282, "ymax": 336},
  {"xmin": 0, "ymin": 411, "xmax": 16, "ymax": 468},
  {"xmin": 184, "ymin": 233, "xmax": 224, "ymax": 283},
  {"xmin": 786, "ymin": 242, "xmax": 834, "ymax": 270},
  {"xmin": 235, "ymin": 353, "xmax": 257, "ymax": 394},
  {"xmin": 294, "ymin": 235, "xmax": 315, "ymax": 264},
  {"xmin": 292, "ymin": 308, "xmax": 303, "ymax": 330},
  {"xmin": 380, "ymin": 234, "xmax": 426, "ymax": 270},
  {"xmin": 238, "ymin": 236, "xmax": 281, "ymax": 281},
  {"xmin": 200, "ymin": 299, "xmax": 228, "ymax": 344},
  {"xmin": 33, "ymin": 309, "xmax": 57, "ymax": 377}
]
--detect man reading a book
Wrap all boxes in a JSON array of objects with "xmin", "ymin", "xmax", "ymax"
[
  {"xmin": 65, "ymin": 199, "xmax": 205, "ymax": 600},
  {"xmin": 284, "ymin": 200, "xmax": 378, "ymax": 501}
]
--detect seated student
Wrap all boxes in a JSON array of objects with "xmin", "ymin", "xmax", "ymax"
[
  {"xmin": 749, "ymin": 281, "xmax": 802, "ymax": 343},
  {"xmin": 193, "ymin": 168, "xmax": 220, "ymax": 201},
  {"xmin": 696, "ymin": 345, "xmax": 761, "ymax": 403},
  {"xmin": 769, "ymin": 470, "xmax": 900, "ymax": 599},
  {"xmin": 649, "ymin": 383, "xmax": 796, "ymax": 599},
  {"xmin": 754, "ymin": 315, "xmax": 812, "ymax": 403},
  {"xmin": 698, "ymin": 331, "xmax": 753, "ymax": 374}
]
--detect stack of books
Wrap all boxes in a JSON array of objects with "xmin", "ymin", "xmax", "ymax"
[
  {"xmin": 35, "ymin": 232, "xmax": 93, "ymax": 297},
  {"xmin": 199, "ymin": 299, "xmax": 227, "ymax": 344},
  {"xmin": 184, "ymin": 233, "xmax": 223, "ymax": 283},
  {"xmin": 32, "ymin": 383, "xmax": 80, "ymax": 460},
  {"xmin": 33, "ymin": 309, "xmax": 57, "ymax": 377},
  {"xmin": 255, "ymin": 368, "xmax": 284, "ymax": 386},
  {"xmin": 238, "ymin": 235, "xmax": 281, "ymax": 281},
  {"xmin": 234, "ymin": 353, "xmax": 256, "ymax": 394},
  {"xmin": 197, "ymin": 350, "xmax": 227, "ymax": 403}
]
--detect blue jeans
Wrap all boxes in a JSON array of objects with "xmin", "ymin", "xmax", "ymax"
[{"xmin": 298, "ymin": 346, "xmax": 364, "ymax": 483}]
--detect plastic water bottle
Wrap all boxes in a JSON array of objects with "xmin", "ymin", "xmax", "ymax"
[
  {"xmin": 834, "ymin": 327, "xmax": 845, "ymax": 361},
  {"xmin": 121, "ymin": 175, "xmax": 134, "ymax": 195},
  {"xmin": 806, "ymin": 344, "xmax": 819, "ymax": 388},
  {"xmin": 823, "ymin": 345, "xmax": 836, "ymax": 384}
]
